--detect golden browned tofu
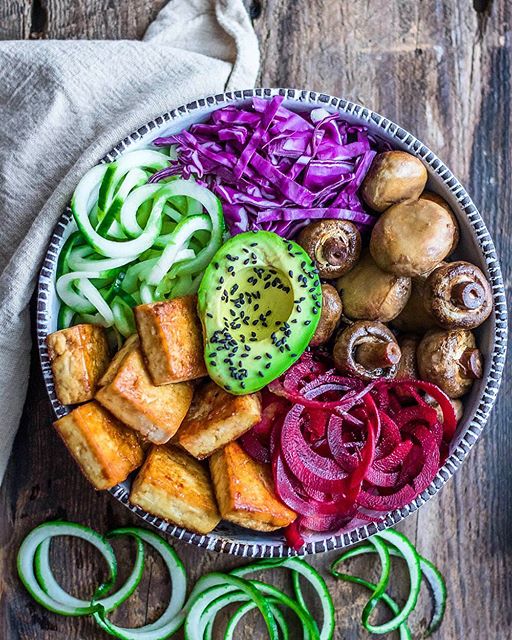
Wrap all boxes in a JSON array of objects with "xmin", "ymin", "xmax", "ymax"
[
  {"xmin": 178, "ymin": 381, "xmax": 261, "ymax": 459},
  {"xmin": 54, "ymin": 401, "xmax": 144, "ymax": 490},
  {"xmin": 96, "ymin": 344, "xmax": 193, "ymax": 444},
  {"xmin": 47, "ymin": 323, "xmax": 110, "ymax": 405},
  {"xmin": 98, "ymin": 333, "xmax": 139, "ymax": 387},
  {"xmin": 134, "ymin": 295, "xmax": 207, "ymax": 385},
  {"xmin": 209, "ymin": 442, "xmax": 296, "ymax": 532},
  {"xmin": 130, "ymin": 445, "xmax": 220, "ymax": 534}
]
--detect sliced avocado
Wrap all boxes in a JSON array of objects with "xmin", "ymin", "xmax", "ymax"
[{"xmin": 198, "ymin": 231, "xmax": 322, "ymax": 394}]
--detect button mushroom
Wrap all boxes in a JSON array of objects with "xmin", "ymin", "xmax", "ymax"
[
  {"xmin": 361, "ymin": 150, "xmax": 428, "ymax": 212},
  {"xmin": 333, "ymin": 321, "xmax": 402, "ymax": 381},
  {"xmin": 395, "ymin": 335, "xmax": 420, "ymax": 380},
  {"xmin": 417, "ymin": 328, "xmax": 483, "ymax": 398},
  {"xmin": 423, "ymin": 261, "xmax": 493, "ymax": 329},
  {"xmin": 297, "ymin": 219, "xmax": 361, "ymax": 279},
  {"xmin": 369, "ymin": 198, "xmax": 458, "ymax": 277},
  {"xmin": 391, "ymin": 271, "xmax": 438, "ymax": 333},
  {"xmin": 310, "ymin": 284, "xmax": 343, "ymax": 347},
  {"xmin": 420, "ymin": 192, "xmax": 460, "ymax": 254},
  {"xmin": 336, "ymin": 249, "xmax": 411, "ymax": 322}
]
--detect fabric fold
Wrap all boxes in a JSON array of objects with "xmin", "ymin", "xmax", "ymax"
[{"xmin": 0, "ymin": 0, "xmax": 259, "ymax": 482}]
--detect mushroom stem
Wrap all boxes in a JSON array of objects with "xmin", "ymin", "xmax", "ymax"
[
  {"xmin": 321, "ymin": 236, "xmax": 348, "ymax": 267},
  {"xmin": 356, "ymin": 341, "xmax": 401, "ymax": 370},
  {"xmin": 451, "ymin": 281, "xmax": 485, "ymax": 310},
  {"xmin": 459, "ymin": 348, "xmax": 483, "ymax": 379}
]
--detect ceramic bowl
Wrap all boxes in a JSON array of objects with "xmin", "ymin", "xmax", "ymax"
[{"xmin": 37, "ymin": 88, "xmax": 507, "ymax": 557}]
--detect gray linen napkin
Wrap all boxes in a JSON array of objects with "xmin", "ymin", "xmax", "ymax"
[{"xmin": 0, "ymin": 0, "xmax": 259, "ymax": 482}]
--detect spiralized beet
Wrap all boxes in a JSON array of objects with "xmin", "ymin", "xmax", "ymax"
[{"xmin": 239, "ymin": 351, "xmax": 458, "ymax": 549}]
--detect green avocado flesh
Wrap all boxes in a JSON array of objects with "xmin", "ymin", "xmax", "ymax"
[{"xmin": 198, "ymin": 231, "xmax": 322, "ymax": 394}]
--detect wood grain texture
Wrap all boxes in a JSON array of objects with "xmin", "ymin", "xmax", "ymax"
[{"xmin": 1, "ymin": 0, "xmax": 511, "ymax": 638}]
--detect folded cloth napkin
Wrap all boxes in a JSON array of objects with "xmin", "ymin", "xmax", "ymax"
[{"xmin": 0, "ymin": 0, "xmax": 259, "ymax": 482}]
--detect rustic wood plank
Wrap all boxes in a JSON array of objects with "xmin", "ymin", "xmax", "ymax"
[
  {"xmin": 0, "ymin": 0, "xmax": 511, "ymax": 638},
  {"xmin": 0, "ymin": 1, "xmax": 31, "ymax": 39}
]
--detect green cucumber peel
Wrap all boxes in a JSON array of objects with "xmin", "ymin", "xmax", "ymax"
[
  {"xmin": 92, "ymin": 527, "xmax": 187, "ymax": 640},
  {"xmin": 333, "ymin": 540, "xmax": 446, "ymax": 636},
  {"xmin": 17, "ymin": 521, "xmax": 117, "ymax": 616},
  {"xmin": 333, "ymin": 572, "xmax": 413, "ymax": 640},
  {"xmin": 231, "ymin": 556, "xmax": 334, "ymax": 640},
  {"xmin": 183, "ymin": 573, "xmax": 279, "ymax": 640},
  {"xmin": 222, "ymin": 599, "xmax": 289, "ymax": 640},
  {"xmin": 34, "ymin": 530, "xmax": 144, "ymax": 614}
]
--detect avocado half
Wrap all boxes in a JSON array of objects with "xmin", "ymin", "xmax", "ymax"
[{"xmin": 198, "ymin": 230, "xmax": 322, "ymax": 394}]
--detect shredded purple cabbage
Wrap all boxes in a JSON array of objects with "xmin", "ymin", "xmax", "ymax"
[{"xmin": 151, "ymin": 96, "xmax": 380, "ymax": 238}]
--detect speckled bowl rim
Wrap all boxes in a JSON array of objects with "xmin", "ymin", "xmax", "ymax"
[{"xmin": 37, "ymin": 87, "xmax": 507, "ymax": 557}]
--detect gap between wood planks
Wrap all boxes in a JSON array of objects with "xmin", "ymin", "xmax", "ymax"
[{"xmin": 30, "ymin": 0, "xmax": 47, "ymax": 39}]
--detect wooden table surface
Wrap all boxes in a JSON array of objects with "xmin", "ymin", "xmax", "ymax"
[{"xmin": 1, "ymin": 1, "xmax": 511, "ymax": 638}]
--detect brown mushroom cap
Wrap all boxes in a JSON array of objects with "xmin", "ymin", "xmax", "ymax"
[
  {"xmin": 333, "ymin": 321, "xmax": 402, "ymax": 381},
  {"xmin": 417, "ymin": 328, "xmax": 483, "ymax": 398},
  {"xmin": 297, "ymin": 220, "xmax": 361, "ymax": 279},
  {"xmin": 420, "ymin": 192, "xmax": 460, "ymax": 254},
  {"xmin": 336, "ymin": 249, "xmax": 411, "ymax": 322},
  {"xmin": 424, "ymin": 261, "xmax": 493, "ymax": 330},
  {"xmin": 369, "ymin": 199, "xmax": 458, "ymax": 277},
  {"xmin": 310, "ymin": 284, "xmax": 343, "ymax": 347},
  {"xmin": 395, "ymin": 335, "xmax": 420, "ymax": 380},
  {"xmin": 391, "ymin": 271, "xmax": 438, "ymax": 333},
  {"xmin": 361, "ymin": 151, "xmax": 428, "ymax": 213}
]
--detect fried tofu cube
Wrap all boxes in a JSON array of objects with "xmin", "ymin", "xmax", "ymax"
[
  {"xmin": 98, "ymin": 334, "xmax": 139, "ymax": 387},
  {"xmin": 96, "ymin": 343, "xmax": 193, "ymax": 444},
  {"xmin": 210, "ymin": 442, "xmax": 296, "ymax": 532},
  {"xmin": 54, "ymin": 401, "xmax": 144, "ymax": 490},
  {"xmin": 47, "ymin": 323, "xmax": 110, "ymax": 405},
  {"xmin": 178, "ymin": 382, "xmax": 262, "ymax": 459},
  {"xmin": 130, "ymin": 445, "xmax": 220, "ymax": 534},
  {"xmin": 134, "ymin": 295, "xmax": 207, "ymax": 385}
]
